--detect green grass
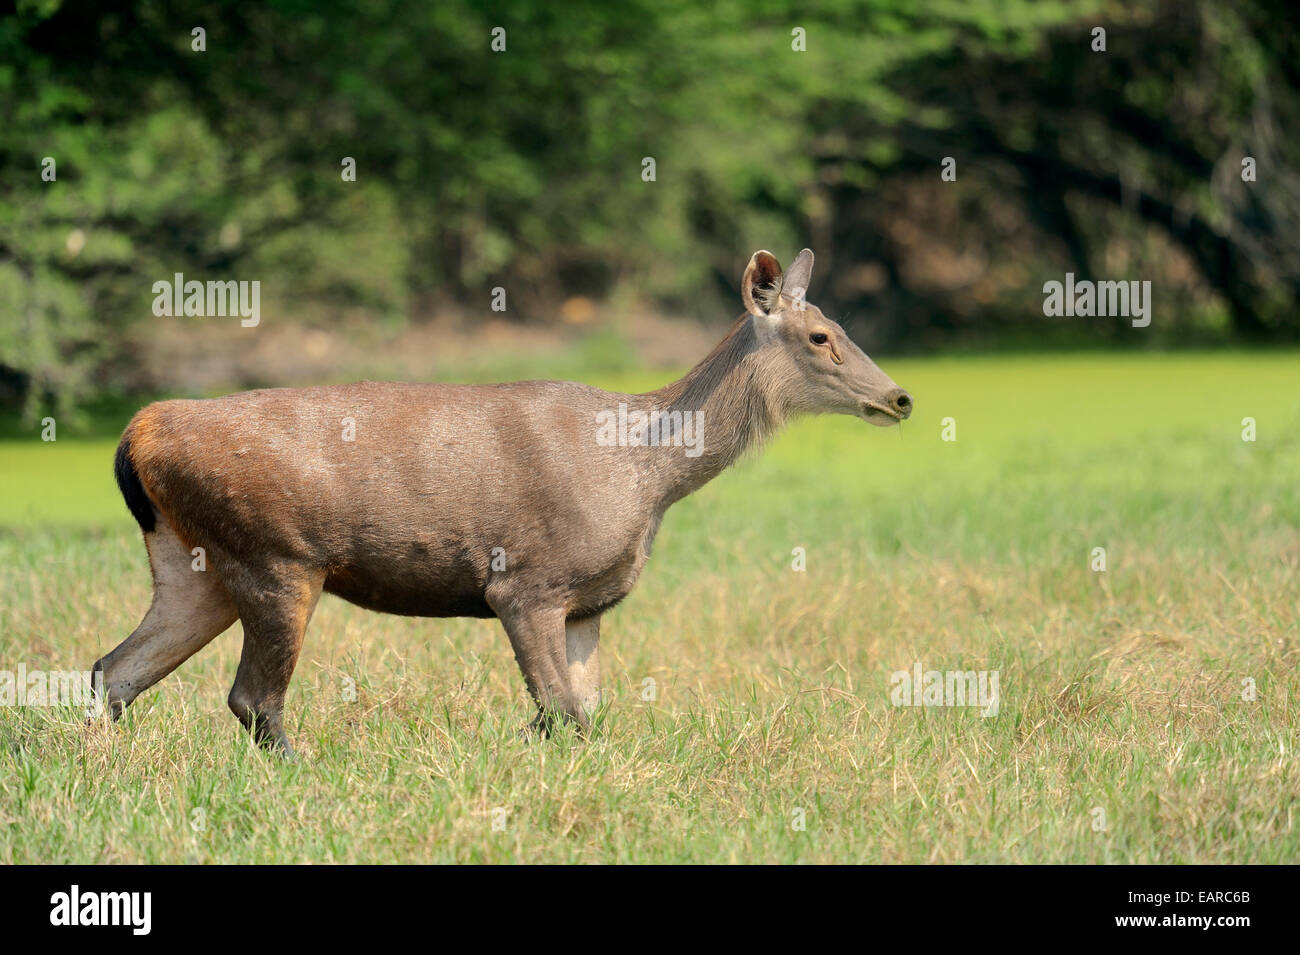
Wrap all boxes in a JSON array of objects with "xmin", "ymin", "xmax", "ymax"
[{"xmin": 1, "ymin": 350, "xmax": 1297, "ymax": 862}]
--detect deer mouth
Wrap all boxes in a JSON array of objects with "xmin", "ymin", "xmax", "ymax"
[{"xmin": 859, "ymin": 400, "xmax": 902, "ymax": 427}]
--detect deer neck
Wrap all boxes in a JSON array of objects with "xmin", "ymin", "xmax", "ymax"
[{"xmin": 637, "ymin": 317, "xmax": 785, "ymax": 508}]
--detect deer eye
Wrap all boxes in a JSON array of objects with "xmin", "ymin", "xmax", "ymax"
[{"xmin": 810, "ymin": 332, "xmax": 828, "ymax": 345}]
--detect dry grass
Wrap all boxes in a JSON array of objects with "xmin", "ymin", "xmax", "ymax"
[{"xmin": 1, "ymin": 351, "xmax": 1297, "ymax": 862}]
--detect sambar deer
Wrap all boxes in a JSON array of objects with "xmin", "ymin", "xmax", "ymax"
[{"xmin": 94, "ymin": 249, "xmax": 911, "ymax": 754}]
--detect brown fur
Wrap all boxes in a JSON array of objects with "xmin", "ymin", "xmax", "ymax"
[{"xmin": 93, "ymin": 249, "xmax": 912, "ymax": 754}]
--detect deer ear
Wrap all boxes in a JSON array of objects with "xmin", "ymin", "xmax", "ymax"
[
  {"xmin": 741, "ymin": 250, "xmax": 783, "ymax": 316},
  {"xmin": 780, "ymin": 248, "xmax": 814, "ymax": 306}
]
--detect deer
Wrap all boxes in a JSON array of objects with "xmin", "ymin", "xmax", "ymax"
[{"xmin": 93, "ymin": 248, "xmax": 912, "ymax": 756}]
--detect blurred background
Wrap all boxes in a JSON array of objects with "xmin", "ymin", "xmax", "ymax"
[{"xmin": 0, "ymin": 0, "xmax": 1297, "ymax": 422}]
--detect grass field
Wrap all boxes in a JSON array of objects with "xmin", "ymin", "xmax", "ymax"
[{"xmin": 1, "ymin": 350, "xmax": 1297, "ymax": 863}]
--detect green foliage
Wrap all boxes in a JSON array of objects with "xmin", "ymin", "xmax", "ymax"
[{"xmin": 1, "ymin": 0, "xmax": 1296, "ymax": 415}]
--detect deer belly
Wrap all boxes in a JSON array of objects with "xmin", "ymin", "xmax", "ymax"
[{"xmin": 323, "ymin": 561, "xmax": 493, "ymax": 618}]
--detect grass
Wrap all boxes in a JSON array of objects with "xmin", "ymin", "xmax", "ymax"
[{"xmin": 1, "ymin": 349, "xmax": 1297, "ymax": 863}]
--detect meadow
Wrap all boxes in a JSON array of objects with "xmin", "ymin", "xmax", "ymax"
[{"xmin": 1, "ymin": 349, "xmax": 1297, "ymax": 863}]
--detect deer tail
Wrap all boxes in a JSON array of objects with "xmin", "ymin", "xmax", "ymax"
[{"xmin": 115, "ymin": 431, "xmax": 157, "ymax": 533}]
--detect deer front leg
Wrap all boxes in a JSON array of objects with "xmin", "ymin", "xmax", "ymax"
[
  {"xmin": 494, "ymin": 605, "xmax": 591, "ymax": 737},
  {"xmin": 565, "ymin": 615, "xmax": 602, "ymax": 720}
]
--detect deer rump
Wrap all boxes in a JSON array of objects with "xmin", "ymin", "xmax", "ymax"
[{"xmin": 117, "ymin": 379, "xmax": 653, "ymax": 622}]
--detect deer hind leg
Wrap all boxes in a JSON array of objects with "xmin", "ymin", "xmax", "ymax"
[
  {"xmin": 493, "ymin": 604, "xmax": 592, "ymax": 737},
  {"xmin": 93, "ymin": 522, "xmax": 239, "ymax": 718},
  {"xmin": 223, "ymin": 564, "xmax": 324, "ymax": 757}
]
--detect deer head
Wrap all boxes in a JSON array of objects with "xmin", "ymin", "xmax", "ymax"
[{"xmin": 740, "ymin": 248, "xmax": 912, "ymax": 426}]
